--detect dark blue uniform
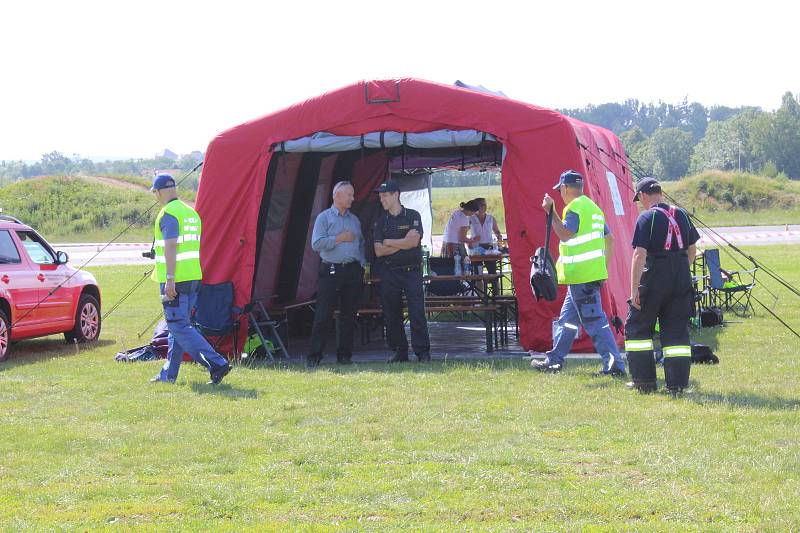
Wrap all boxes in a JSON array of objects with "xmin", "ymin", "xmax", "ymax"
[
  {"xmin": 625, "ymin": 203, "xmax": 700, "ymax": 393},
  {"xmin": 373, "ymin": 207, "xmax": 430, "ymax": 361}
]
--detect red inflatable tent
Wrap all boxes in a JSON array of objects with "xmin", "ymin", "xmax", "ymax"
[{"xmin": 196, "ymin": 78, "xmax": 638, "ymax": 352}]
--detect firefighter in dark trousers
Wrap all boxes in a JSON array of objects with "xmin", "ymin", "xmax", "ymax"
[
  {"xmin": 373, "ymin": 181, "xmax": 431, "ymax": 363},
  {"xmin": 625, "ymin": 177, "xmax": 700, "ymax": 394},
  {"xmin": 307, "ymin": 181, "xmax": 366, "ymax": 367}
]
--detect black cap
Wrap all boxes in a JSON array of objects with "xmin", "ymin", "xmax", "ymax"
[
  {"xmin": 633, "ymin": 177, "xmax": 661, "ymax": 201},
  {"xmin": 375, "ymin": 181, "xmax": 400, "ymax": 193},
  {"xmin": 552, "ymin": 170, "xmax": 583, "ymax": 190}
]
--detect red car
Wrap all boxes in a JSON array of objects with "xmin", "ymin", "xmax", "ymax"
[{"xmin": 0, "ymin": 215, "xmax": 101, "ymax": 361}]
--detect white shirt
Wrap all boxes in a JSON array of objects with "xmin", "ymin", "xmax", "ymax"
[
  {"xmin": 470, "ymin": 213, "xmax": 495, "ymax": 244},
  {"xmin": 443, "ymin": 209, "xmax": 471, "ymax": 243}
]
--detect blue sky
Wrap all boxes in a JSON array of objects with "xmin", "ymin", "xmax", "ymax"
[{"xmin": 0, "ymin": 0, "xmax": 795, "ymax": 160}]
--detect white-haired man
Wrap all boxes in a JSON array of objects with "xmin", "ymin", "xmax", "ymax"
[{"xmin": 307, "ymin": 180, "xmax": 366, "ymax": 367}]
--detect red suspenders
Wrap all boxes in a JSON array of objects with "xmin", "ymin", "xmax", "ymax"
[{"xmin": 650, "ymin": 206, "xmax": 684, "ymax": 251}]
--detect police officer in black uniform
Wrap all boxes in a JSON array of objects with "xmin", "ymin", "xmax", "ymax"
[
  {"xmin": 373, "ymin": 181, "xmax": 431, "ymax": 363},
  {"xmin": 625, "ymin": 177, "xmax": 700, "ymax": 395}
]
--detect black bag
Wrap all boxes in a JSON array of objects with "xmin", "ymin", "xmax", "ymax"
[
  {"xmin": 530, "ymin": 210, "xmax": 558, "ymax": 301},
  {"xmin": 691, "ymin": 343, "xmax": 720, "ymax": 364},
  {"xmin": 700, "ymin": 306, "xmax": 723, "ymax": 327}
]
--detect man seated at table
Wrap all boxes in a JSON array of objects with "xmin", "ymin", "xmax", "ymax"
[{"xmin": 373, "ymin": 181, "xmax": 431, "ymax": 363}]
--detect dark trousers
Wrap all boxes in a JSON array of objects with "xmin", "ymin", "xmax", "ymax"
[
  {"xmin": 625, "ymin": 253, "xmax": 693, "ymax": 389},
  {"xmin": 379, "ymin": 264, "xmax": 430, "ymax": 356},
  {"xmin": 309, "ymin": 262, "xmax": 364, "ymax": 360}
]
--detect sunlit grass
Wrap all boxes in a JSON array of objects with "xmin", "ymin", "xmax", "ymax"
[{"xmin": 0, "ymin": 246, "xmax": 798, "ymax": 529}]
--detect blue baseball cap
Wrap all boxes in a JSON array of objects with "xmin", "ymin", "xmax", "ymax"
[
  {"xmin": 150, "ymin": 173, "xmax": 176, "ymax": 191},
  {"xmin": 552, "ymin": 170, "xmax": 583, "ymax": 190},
  {"xmin": 375, "ymin": 181, "xmax": 400, "ymax": 193}
]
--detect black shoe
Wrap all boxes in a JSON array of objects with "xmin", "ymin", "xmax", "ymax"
[
  {"xmin": 531, "ymin": 359, "xmax": 563, "ymax": 373},
  {"xmin": 626, "ymin": 381, "xmax": 657, "ymax": 393},
  {"xmin": 417, "ymin": 352, "xmax": 431, "ymax": 363},
  {"xmin": 593, "ymin": 367, "xmax": 627, "ymax": 378},
  {"xmin": 387, "ymin": 352, "xmax": 409, "ymax": 363},
  {"xmin": 337, "ymin": 357, "xmax": 353, "ymax": 365},
  {"xmin": 666, "ymin": 387, "xmax": 685, "ymax": 398},
  {"xmin": 208, "ymin": 364, "xmax": 231, "ymax": 385},
  {"xmin": 306, "ymin": 354, "xmax": 323, "ymax": 368}
]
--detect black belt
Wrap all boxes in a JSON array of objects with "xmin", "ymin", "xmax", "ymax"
[
  {"xmin": 385, "ymin": 263, "xmax": 419, "ymax": 272},
  {"xmin": 322, "ymin": 260, "xmax": 359, "ymax": 266},
  {"xmin": 649, "ymin": 251, "xmax": 688, "ymax": 258}
]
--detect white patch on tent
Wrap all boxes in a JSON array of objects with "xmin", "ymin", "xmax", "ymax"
[
  {"xmin": 400, "ymin": 189, "xmax": 432, "ymax": 251},
  {"xmin": 605, "ymin": 171, "xmax": 625, "ymax": 216}
]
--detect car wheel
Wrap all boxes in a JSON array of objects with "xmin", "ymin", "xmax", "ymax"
[
  {"xmin": 0, "ymin": 309, "xmax": 10, "ymax": 362},
  {"xmin": 65, "ymin": 294, "xmax": 101, "ymax": 343}
]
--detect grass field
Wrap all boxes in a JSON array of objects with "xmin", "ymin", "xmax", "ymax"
[{"xmin": 1, "ymin": 245, "xmax": 798, "ymax": 529}]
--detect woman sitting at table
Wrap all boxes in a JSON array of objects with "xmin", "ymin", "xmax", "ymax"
[
  {"xmin": 441, "ymin": 199, "xmax": 480, "ymax": 257},
  {"xmin": 469, "ymin": 197, "xmax": 504, "ymax": 253}
]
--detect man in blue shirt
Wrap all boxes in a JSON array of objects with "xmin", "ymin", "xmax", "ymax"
[
  {"xmin": 531, "ymin": 170, "xmax": 625, "ymax": 376},
  {"xmin": 307, "ymin": 180, "xmax": 366, "ymax": 367},
  {"xmin": 148, "ymin": 173, "xmax": 230, "ymax": 385}
]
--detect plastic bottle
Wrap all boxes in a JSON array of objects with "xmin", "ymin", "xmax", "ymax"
[
  {"xmin": 363, "ymin": 262, "xmax": 371, "ymax": 283},
  {"xmin": 463, "ymin": 254, "xmax": 471, "ymax": 275},
  {"xmin": 453, "ymin": 251, "xmax": 462, "ymax": 276},
  {"xmin": 421, "ymin": 245, "xmax": 430, "ymax": 276}
]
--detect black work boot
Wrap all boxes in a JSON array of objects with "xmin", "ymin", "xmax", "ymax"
[
  {"xmin": 627, "ymin": 350, "xmax": 657, "ymax": 393},
  {"xmin": 664, "ymin": 356, "xmax": 691, "ymax": 395},
  {"xmin": 306, "ymin": 353, "xmax": 323, "ymax": 368},
  {"xmin": 531, "ymin": 359, "xmax": 564, "ymax": 373},
  {"xmin": 387, "ymin": 350, "xmax": 409, "ymax": 363}
]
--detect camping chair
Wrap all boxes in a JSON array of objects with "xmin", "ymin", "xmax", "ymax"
[
  {"xmin": 427, "ymin": 256, "xmax": 469, "ymax": 297},
  {"xmin": 704, "ymin": 248, "xmax": 757, "ymax": 317},
  {"xmin": 245, "ymin": 299, "xmax": 290, "ymax": 362},
  {"xmin": 193, "ymin": 281, "xmax": 242, "ymax": 355}
]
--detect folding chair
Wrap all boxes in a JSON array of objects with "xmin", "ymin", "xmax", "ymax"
[
  {"xmin": 704, "ymin": 248, "xmax": 757, "ymax": 317},
  {"xmin": 193, "ymin": 281, "xmax": 242, "ymax": 355},
  {"xmin": 245, "ymin": 299, "xmax": 290, "ymax": 362}
]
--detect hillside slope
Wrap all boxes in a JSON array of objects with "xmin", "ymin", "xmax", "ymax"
[{"xmin": 0, "ymin": 176, "xmax": 157, "ymax": 242}]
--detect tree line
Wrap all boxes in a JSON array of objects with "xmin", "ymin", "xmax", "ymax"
[
  {"xmin": 0, "ymin": 152, "xmax": 202, "ymax": 188},
  {"xmin": 3, "ymin": 90, "xmax": 799, "ymax": 187},
  {"xmin": 560, "ymin": 91, "xmax": 800, "ymax": 180}
]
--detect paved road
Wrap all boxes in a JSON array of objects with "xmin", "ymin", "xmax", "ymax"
[{"xmin": 56, "ymin": 225, "xmax": 800, "ymax": 267}]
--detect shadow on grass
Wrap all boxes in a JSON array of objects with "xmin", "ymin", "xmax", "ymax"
[
  {"xmin": 246, "ymin": 356, "xmax": 538, "ymax": 375},
  {"xmin": 190, "ymin": 381, "xmax": 259, "ymax": 399},
  {"xmin": 0, "ymin": 338, "xmax": 116, "ymax": 370},
  {"xmin": 686, "ymin": 389, "xmax": 800, "ymax": 411}
]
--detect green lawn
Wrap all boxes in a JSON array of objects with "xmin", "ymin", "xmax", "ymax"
[{"xmin": 1, "ymin": 246, "xmax": 799, "ymax": 529}]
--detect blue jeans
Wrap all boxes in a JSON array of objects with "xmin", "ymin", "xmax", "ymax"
[
  {"xmin": 546, "ymin": 281, "xmax": 624, "ymax": 371},
  {"xmin": 155, "ymin": 281, "xmax": 229, "ymax": 382}
]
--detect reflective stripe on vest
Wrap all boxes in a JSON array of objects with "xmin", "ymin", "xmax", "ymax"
[
  {"xmin": 662, "ymin": 345, "xmax": 691, "ymax": 358},
  {"xmin": 556, "ymin": 195, "xmax": 608, "ymax": 285},
  {"xmin": 625, "ymin": 339, "xmax": 654, "ymax": 351},
  {"xmin": 153, "ymin": 200, "xmax": 203, "ymax": 283}
]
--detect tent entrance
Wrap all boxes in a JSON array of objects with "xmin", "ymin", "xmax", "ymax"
[{"xmin": 252, "ymin": 134, "xmax": 503, "ymax": 307}]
